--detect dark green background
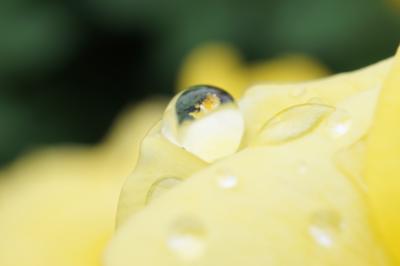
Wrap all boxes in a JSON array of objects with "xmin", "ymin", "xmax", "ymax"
[{"xmin": 0, "ymin": 0, "xmax": 399, "ymax": 166}]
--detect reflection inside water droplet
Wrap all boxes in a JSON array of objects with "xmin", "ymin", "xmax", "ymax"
[
  {"xmin": 217, "ymin": 175, "xmax": 238, "ymax": 189},
  {"xmin": 146, "ymin": 177, "xmax": 182, "ymax": 204},
  {"xmin": 309, "ymin": 210, "xmax": 342, "ymax": 248},
  {"xmin": 161, "ymin": 85, "xmax": 244, "ymax": 162},
  {"xmin": 167, "ymin": 216, "xmax": 206, "ymax": 261}
]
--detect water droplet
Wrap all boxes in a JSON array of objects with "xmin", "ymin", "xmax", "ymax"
[
  {"xmin": 326, "ymin": 109, "xmax": 352, "ymax": 138},
  {"xmin": 146, "ymin": 177, "xmax": 182, "ymax": 204},
  {"xmin": 161, "ymin": 85, "xmax": 244, "ymax": 162},
  {"xmin": 255, "ymin": 103, "xmax": 335, "ymax": 145},
  {"xmin": 295, "ymin": 161, "xmax": 308, "ymax": 175},
  {"xmin": 290, "ymin": 87, "xmax": 307, "ymax": 98},
  {"xmin": 309, "ymin": 210, "xmax": 341, "ymax": 248},
  {"xmin": 217, "ymin": 175, "xmax": 238, "ymax": 189},
  {"xmin": 167, "ymin": 216, "xmax": 206, "ymax": 261}
]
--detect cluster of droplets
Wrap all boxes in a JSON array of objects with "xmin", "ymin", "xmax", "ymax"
[
  {"xmin": 163, "ymin": 173, "xmax": 239, "ymax": 261},
  {"xmin": 145, "ymin": 171, "xmax": 345, "ymax": 261},
  {"xmin": 148, "ymin": 176, "xmax": 341, "ymax": 259},
  {"xmin": 144, "ymin": 171, "xmax": 239, "ymax": 261},
  {"xmin": 153, "ymin": 85, "xmax": 354, "ymax": 261},
  {"xmin": 161, "ymin": 84, "xmax": 354, "ymax": 157},
  {"xmin": 163, "ymin": 200, "xmax": 343, "ymax": 261}
]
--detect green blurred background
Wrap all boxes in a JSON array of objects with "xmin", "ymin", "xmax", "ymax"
[{"xmin": 0, "ymin": 0, "xmax": 399, "ymax": 166}]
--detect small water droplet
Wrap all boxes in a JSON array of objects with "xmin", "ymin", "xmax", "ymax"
[
  {"xmin": 309, "ymin": 210, "xmax": 341, "ymax": 248},
  {"xmin": 217, "ymin": 175, "xmax": 238, "ymax": 189},
  {"xmin": 167, "ymin": 216, "xmax": 206, "ymax": 261},
  {"xmin": 295, "ymin": 161, "xmax": 308, "ymax": 175},
  {"xmin": 326, "ymin": 109, "xmax": 352, "ymax": 138},
  {"xmin": 290, "ymin": 87, "xmax": 307, "ymax": 98},
  {"xmin": 161, "ymin": 85, "xmax": 244, "ymax": 162},
  {"xmin": 146, "ymin": 177, "xmax": 182, "ymax": 204},
  {"xmin": 255, "ymin": 103, "xmax": 335, "ymax": 145}
]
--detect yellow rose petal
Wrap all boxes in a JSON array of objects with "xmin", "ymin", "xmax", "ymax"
[
  {"xmin": 0, "ymin": 100, "xmax": 166, "ymax": 266},
  {"xmin": 366, "ymin": 46, "xmax": 400, "ymax": 263}
]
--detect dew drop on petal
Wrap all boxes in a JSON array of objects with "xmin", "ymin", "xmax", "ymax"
[
  {"xmin": 309, "ymin": 210, "xmax": 342, "ymax": 248},
  {"xmin": 255, "ymin": 103, "xmax": 335, "ymax": 145},
  {"xmin": 295, "ymin": 161, "xmax": 308, "ymax": 175},
  {"xmin": 326, "ymin": 109, "xmax": 352, "ymax": 138},
  {"xmin": 217, "ymin": 175, "xmax": 238, "ymax": 189},
  {"xmin": 167, "ymin": 216, "xmax": 206, "ymax": 261},
  {"xmin": 146, "ymin": 177, "xmax": 182, "ymax": 204},
  {"xmin": 161, "ymin": 85, "xmax": 244, "ymax": 162}
]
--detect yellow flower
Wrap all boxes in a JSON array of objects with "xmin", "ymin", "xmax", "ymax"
[
  {"xmin": 106, "ymin": 51, "xmax": 397, "ymax": 265},
  {"xmin": 2, "ymin": 43, "xmax": 398, "ymax": 266}
]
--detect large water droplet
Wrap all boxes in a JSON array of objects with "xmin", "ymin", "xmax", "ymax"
[
  {"xmin": 167, "ymin": 216, "xmax": 206, "ymax": 261},
  {"xmin": 309, "ymin": 210, "xmax": 342, "ymax": 248},
  {"xmin": 325, "ymin": 109, "xmax": 352, "ymax": 138},
  {"xmin": 146, "ymin": 177, "xmax": 182, "ymax": 204},
  {"xmin": 161, "ymin": 85, "xmax": 244, "ymax": 162},
  {"xmin": 217, "ymin": 174, "xmax": 238, "ymax": 189},
  {"xmin": 255, "ymin": 103, "xmax": 335, "ymax": 145}
]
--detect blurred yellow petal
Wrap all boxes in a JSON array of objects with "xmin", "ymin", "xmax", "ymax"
[
  {"xmin": 248, "ymin": 54, "xmax": 329, "ymax": 84},
  {"xmin": 177, "ymin": 43, "xmax": 246, "ymax": 99},
  {"xmin": 0, "ymin": 147, "xmax": 119, "ymax": 266},
  {"xmin": 366, "ymin": 46, "xmax": 400, "ymax": 263},
  {"xmin": 386, "ymin": 0, "xmax": 400, "ymax": 11},
  {"xmin": 100, "ymin": 98, "xmax": 167, "ymax": 175},
  {"xmin": 177, "ymin": 42, "xmax": 330, "ymax": 99},
  {"xmin": 0, "ymin": 99, "xmax": 166, "ymax": 266}
]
